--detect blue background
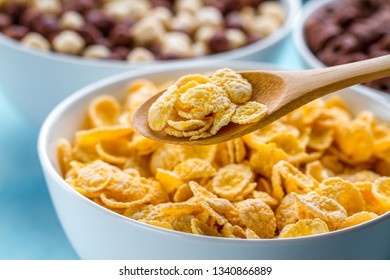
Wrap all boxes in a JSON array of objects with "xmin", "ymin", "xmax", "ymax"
[{"xmin": 0, "ymin": 33, "xmax": 306, "ymax": 259}]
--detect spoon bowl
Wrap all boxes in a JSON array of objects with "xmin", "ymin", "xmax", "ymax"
[{"xmin": 134, "ymin": 55, "xmax": 390, "ymax": 145}]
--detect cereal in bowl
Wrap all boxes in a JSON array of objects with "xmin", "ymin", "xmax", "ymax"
[
  {"xmin": 58, "ymin": 76, "xmax": 390, "ymax": 239},
  {"xmin": 0, "ymin": 0, "xmax": 286, "ymax": 61}
]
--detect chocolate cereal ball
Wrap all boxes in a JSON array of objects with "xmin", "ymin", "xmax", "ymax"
[{"xmin": 304, "ymin": 0, "xmax": 390, "ymax": 94}]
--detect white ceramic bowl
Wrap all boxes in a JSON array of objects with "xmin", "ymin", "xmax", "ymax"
[
  {"xmin": 38, "ymin": 61, "xmax": 390, "ymax": 260},
  {"xmin": 0, "ymin": 0, "xmax": 300, "ymax": 126},
  {"xmin": 293, "ymin": 0, "xmax": 390, "ymax": 101}
]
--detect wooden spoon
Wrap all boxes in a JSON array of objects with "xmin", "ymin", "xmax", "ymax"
[{"xmin": 133, "ymin": 54, "xmax": 390, "ymax": 146}]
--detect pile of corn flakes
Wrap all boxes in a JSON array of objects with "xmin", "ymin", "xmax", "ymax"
[
  {"xmin": 58, "ymin": 75, "xmax": 390, "ymax": 239},
  {"xmin": 148, "ymin": 68, "xmax": 268, "ymax": 140}
]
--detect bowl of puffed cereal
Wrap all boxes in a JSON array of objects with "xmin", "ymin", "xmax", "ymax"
[
  {"xmin": 293, "ymin": 0, "xmax": 390, "ymax": 101},
  {"xmin": 0, "ymin": 0, "xmax": 300, "ymax": 125},
  {"xmin": 38, "ymin": 61, "xmax": 390, "ymax": 260}
]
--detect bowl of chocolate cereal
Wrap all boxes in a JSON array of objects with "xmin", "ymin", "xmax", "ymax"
[
  {"xmin": 38, "ymin": 61, "xmax": 390, "ymax": 259},
  {"xmin": 293, "ymin": 0, "xmax": 390, "ymax": 100},
  {"xmin": 0, "ymin": 0, "xmax": 300, "ymax": 125}
]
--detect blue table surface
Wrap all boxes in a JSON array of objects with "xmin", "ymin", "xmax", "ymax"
[{"xmin": 0, "ymin": 35, "xmax": 306, "ymax": 260}]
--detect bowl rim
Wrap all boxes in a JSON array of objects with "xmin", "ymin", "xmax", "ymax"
[
  {"xmin": 38, "ymin": 61, "xmax": 390, "ymax": 245},
  {"xmin": 0, "ymin": 0, "xmax": 301, "ymax": 69},
  {"xmin": 292, "ymin": 0, "xmax": 390, "ymax": 101}
]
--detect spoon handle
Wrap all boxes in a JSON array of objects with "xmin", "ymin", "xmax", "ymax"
[{"xmin": 283, "ymin": 54, "xmax": 390, "ymax": 105}]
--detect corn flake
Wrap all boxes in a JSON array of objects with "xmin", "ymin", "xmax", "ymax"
[
  {"xmin": 338, "ymin": 211, "xmax": 378, "ymax": 230},
  {"xmin": 230, "ymin": 101, "xmax": 268, "ymax": 124},
  {"xmin": 279, "ymin": 218, "xmax": 329, "ymax": 238},
  {"xmin": 238, "ymin": 199, "xmax": 276, "ymax": 238},
  {"xmin": 294, "ymin": 192, "xmax": 347, "ymax": 231}
]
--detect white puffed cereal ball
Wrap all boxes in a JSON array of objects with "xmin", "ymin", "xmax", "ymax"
[
  {"xmin": 34, "ymin": 0, "xmax": 61, "ymax": 15},
  {"xmin": 197, "ymin": 6, "xmax": 223, "ymax": 27},
  {"xmin": 162, "ymin": 32, "xmax": 193, "ymax": 58},
  {"xmin": 60, "ymin": 11, "xmax": 85, "ymax": 30},
  {"xmin": 226, "ymin": 28, "xmax": 247, "ymax": 49},
  {"xmin": 132, "ymin": 17, "xmax": 165, "ymax": 45},
  {"xmin": 250, "ymin": 16, "xmax": 280, "ymax": 38},
  {"xmin": 103, "ymin": 0, "xmax": 151, "ymax": 21},
  {"xmin": 83, "ymin": 44, "xmax": 111, "ymax": 59},
  {"xmin": 21, "ymin": 32, "xmax": 51, "ymax": 51},
  {"xmin": 170, "ymin": 11, "xmax": 198, "ymax": 33},
  {"xmin": 192, "ymin": 41, "xmax": 209, "ymax": 56},
  {"xmin": 175, "ymin": 0, "xmax": 203, "ymax": 14},
  {"xmin": 194, "ymin": 25, "xmax": 217, "ymax": 44},
  {"xmin": 127, "ymin": 47, "xmax": 155, "ymax": 62},
  {"xmin": 52, "ymin": 30, "xmax": 86, "ymax": 55},
  {"xmin": 259, "ymin": 1, "xmax": 285, "ymax": 25},
  {"xmin": 149, "ymin": 7, "xmax": 172, "ymax": 27},
  {"xmin": 233, "ymin": 11, "xmax": 256, "ymax": 32}
]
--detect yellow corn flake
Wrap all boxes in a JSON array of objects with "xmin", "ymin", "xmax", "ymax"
[
  {"xmin": 216, "ymin": 138, "xmax": 246, "ymax": 166},
  {"xmin": 212, "ymin": 164, "xmax": 255, "ymax": 201},
  {"xmin": 308, "ymin": 126, "xmax": 334, "ymax": 151},
  {"xmin": 316, "ymin": 106, "xmax": 352, "ymax": 128},
  {"xmin": 294, "ymin": 192, "xmax": 347, "ymax": 231},
  {"xmin": 275, "ymin": 193, "xmax": 298, "ymax": 233},
  {"xmin": 238, "ymin": 199, "xmax": 276, "ymax": 238},
  {"xmin": 148, "ymin": 85, "xmax": 178, "ymax": 131},
  {"xmin": 125, "ymin": 79, "xmax": 159, "ymax": 115},
  {"xmin": 173, "ymin": 184, "xmax": 193, "ymax": 203},
  {"xmin": 271, "ymin": 134, "xmax": 305, "ymax": 156},
  {"xmin": 66, "ymin": 160, "xmax": 117, "ymax": 193},
  {"xmin": 252, "ymin": 191, "xmax": 278, "ymax": 209},
  {"xmin": 173, "ymin": 158, "xmax": 216, "ymax": 181},
  {"xmin": 165, "ymin": 214, "xmax": 196, "ymax": 233},
  {"xmin": 355, "ymin": 182, "xmax": 384, "ymax": 215},
  {"xmin": 95, "ymin": 142, "xmax": 127, "ymax": 165},
  {"xmin": 373, "ymin": 123, "xmax": 390, "ymax": 153},
  {"xmin": 167, "ymin": 119, "xmax": 208, "ymax": 131},
  {"xmin": 211, "ymin": 68, "xmax": 252, "ymax": 104},
  {"xmin": 100, "ymin": 192, "xmax": 152, "ymax": 209},
  {"xmin": 191, "ymin": 218, "xmax": 221, "ymax": 237},
  {"xmin": 271, "ymin": 161, "xmax": 317, "ymax": 201},
  {"xmin": 230, "ymin": 101, "xmax": 268, "ymax": 124},
  {"xmin": 338, "ymin": 211, "xmax": 378, "ymax": 230},
  {"xmin": 372, "ymin": 177, "xmax": 390, "ymax": 211},
  {"xmin": 209, "ymin": 104, "xmax": 237, "ymax": 135},
  {"xmin": 339, "ymin": 170, "xmax": 381, "ymax": 183},
  {"xmin": 189, "ymin": 181, "xmax": 217, "ymax": 199},
  {"xmin": 88, "ymin": 95, "xmax": 121, "ymax": 128},
  {"xmin": 279, "ymin": 218, "xmax": 329, "ymax": 238},
  {"xmin": 283, "ymin": 99, "xmax": 324, "ymax": 127},
  {"xmin": 159, "ymin": 202, "xmax": 202, "ymax": 216},
  {"xmin": 155, "ymin": 168, "xmax": 184, "ymax": 194},
  {"xmin": 257, "ymin": 177, "xmax": 273, "ymax": 195},
  {"xmin": 335, "ymin": 118, "xmax": 374, "ymax": 163},
  {"xmin": 75, "ymin": 125, "xmax": 133, "ymax": 147},
  {"xmin": 318, "ymin": 178, "xmax": 365, "ymax": 216},
  {"xmin": 127, "ymin": 132, "xmax": 160, "ymax": 156},
  {"xmin": 200, "ymin": 201, "xmax": 227, "ymax": 226},
  {"xmin": 204, "ymin": 198, "xmax": 235, "ymax": 214},
  {"xmin": 249, "ymin": 143, "xmax": 289, "ymax": 178},
  {"xmin": 179, "ymin": 84, "xmax": 230, "ymax": 114},
  {"xmin": 164, "ymin": 117, "xmax": 213, "ymax": 139},
  {"xmin": 243, "ymin": 121, "xmax": 300, "ymax": 150},
  {"xmin": 245, "ymin": 228, "xmax": 261, "ymax": 239},
  {"xmin": 305, "ymin": 160, "xmax": 332, "ymax": 183},
  {"xmin": 57, "ymin": 138, "xmax": 72, "ymax": 177}
]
